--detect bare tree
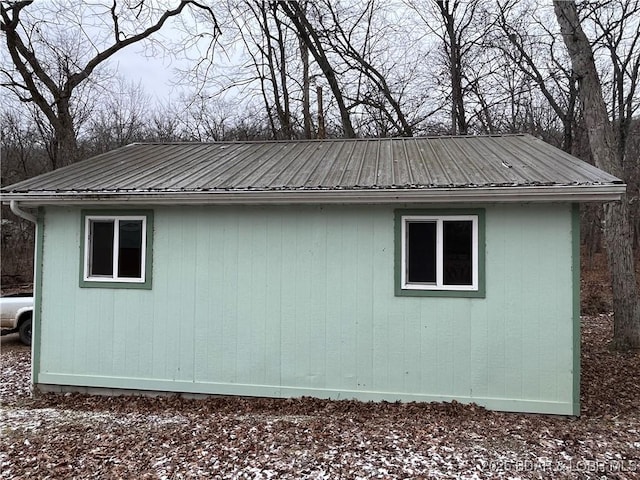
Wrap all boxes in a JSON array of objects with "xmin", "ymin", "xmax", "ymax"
[
  {"xmin": 554, "ymin": 0, "xmax": 639, "ymax": 351},
  {"xmin": 405, "ymin": 0, "xmax": 497, "ymax": 135},
  {"xmin": 180, "ymin": 95, "xmax": 235, "ymax": 141},
  {"xmin": 277, "ymin": 0, "xmax": 356, "ymax": 138},
  {"xmin": 624, "ymin": 119, "xmax": 640, "ymax": 249},
  {"xmin": 0, "ymin": 108, "xmax": 48, "ymax": 184},
  {"xmin": 584, "ymin": 0, "xmax": 640, "ymax": 162},
  {"xmin": 86, "ymin": 79, "xmax": 153, "ymax": 154},
  {"xmin": 0, "ymin": 109, "xmax": 45, "ymax": 284},
  {"xmin": 434, "ymin": 0, "xmax": 473, "ymax": 134},
  {"xmin": 1, "ymin": 0, "xmax": 219, "ymax": 168},
  {"xmin": 147, "ymin": 108, "xmax": 187, "ymax": 143},
  {"xmin": 416, "ymin": 0, "xmax": 486, "ymax": 134},
  {"xmin": 299, "ymin": 4, "xmax": 313, "ymax": 139},
  {"xmin": 493, "ymin": 0, "xmax": 579, "ymax": 152},
  {"xmin": 232, "ymin": 1, "xmax": 297, "ymax": 139},
  {"xmin": 315, "ymin": 0, "xmax": 417, "ymax": 137}
]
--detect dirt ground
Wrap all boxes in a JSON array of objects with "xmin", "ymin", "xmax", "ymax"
[{"xmin": 1, "ymin": 313, "xmax": 639, "ymax": 479}]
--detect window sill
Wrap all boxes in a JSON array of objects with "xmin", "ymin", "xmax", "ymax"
[
  {"xmin": 395, "ymin": 286, "xmax": 485, "ymax": 298},
  {"xmin": 80, "ymin": 279, "xmax": 152, "ymax": 290}
]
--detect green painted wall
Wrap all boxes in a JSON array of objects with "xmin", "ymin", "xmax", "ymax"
[{"xmin": 36, "ymin": 203, "xmax": 578, "ymax": 414}]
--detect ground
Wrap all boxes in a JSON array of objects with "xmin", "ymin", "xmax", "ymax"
[{"xmin": 1, "ymin": 313, "xmax": 639, "ymax": 479}]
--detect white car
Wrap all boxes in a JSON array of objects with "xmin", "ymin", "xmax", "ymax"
[{"xmin": 0, "ymin": 295, "xmax": 33, "ymax": 345}]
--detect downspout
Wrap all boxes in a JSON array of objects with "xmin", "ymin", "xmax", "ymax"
[
  {"xmin": 10, "ymin": 200, "xmax": 37, "ymax": 223},
  {"xmin": 9, "ymin": 199, "xmax": 40, "ymax": 394}
]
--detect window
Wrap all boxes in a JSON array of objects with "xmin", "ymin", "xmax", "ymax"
[
  {"xmin": 395, "ymin": 210, "xmax": 485, "ymax": 297},
  {"xmin": 81, "ymin": 211, "xmax": 153, "ymax": 288}
]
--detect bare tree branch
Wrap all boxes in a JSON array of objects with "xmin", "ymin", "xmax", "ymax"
[{"xmin": 0, "ymin": 0, "xmax": 220, "ymax": 167}]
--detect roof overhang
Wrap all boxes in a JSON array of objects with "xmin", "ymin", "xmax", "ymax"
[{"xmin": 1, "ymin": 184, "xmax": 626, "ymax": 206}]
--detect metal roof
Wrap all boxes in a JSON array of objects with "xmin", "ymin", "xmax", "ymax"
[{"xmin": 1, "ymin": 135, "xmax": 625, "ymax": 205}]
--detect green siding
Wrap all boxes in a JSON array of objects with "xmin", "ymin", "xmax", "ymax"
[{"xmin": 36, "ymin": 203, "xmax": 578, "ymax": 414}]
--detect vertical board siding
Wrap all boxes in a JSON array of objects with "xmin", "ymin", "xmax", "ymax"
[{"xmin": 38, "ymin": 203, "xmax": 576, "ymax": 413}]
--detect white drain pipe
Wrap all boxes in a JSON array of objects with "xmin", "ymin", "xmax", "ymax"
[{"xmin": 9, "ymin": 200, "xmax": 37, "ymax": 224}]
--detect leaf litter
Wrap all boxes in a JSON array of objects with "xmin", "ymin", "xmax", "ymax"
[{"xmin": 1, "ymin": 314, "xmax": 639, "ymax": 479}]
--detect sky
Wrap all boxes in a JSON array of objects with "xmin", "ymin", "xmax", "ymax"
[{"xmin": 109, "ymin": 50, "xmax": 178, "ymax": 100}]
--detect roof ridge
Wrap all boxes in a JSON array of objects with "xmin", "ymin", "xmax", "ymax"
[{"xmin": 127, "ymin": 134, "xmax": 529, "ymax": 147}]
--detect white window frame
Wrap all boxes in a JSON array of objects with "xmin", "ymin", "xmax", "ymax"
[
  {"xmin": 83, "ymin": 215, "xmax": 147, "ymax": 283},
  {"xmin": 401, "ymin": 214, "xmax": 479, "ymax": 291}
]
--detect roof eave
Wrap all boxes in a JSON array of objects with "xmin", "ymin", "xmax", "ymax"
[{"xmin": 1, "ymin": 184, "xmax": 626, "ymax": 206}]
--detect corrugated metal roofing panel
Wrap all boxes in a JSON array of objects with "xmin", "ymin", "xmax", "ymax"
[{"xmin": 1, "ymin": 135, "xmax": 623, "ymax": 196}]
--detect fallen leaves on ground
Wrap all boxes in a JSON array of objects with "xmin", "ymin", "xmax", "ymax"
[{"xmin": 1, "ymin": 315, "xmax": 639, "ymax": 479}]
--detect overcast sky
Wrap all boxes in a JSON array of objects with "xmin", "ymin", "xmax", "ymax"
[{"xmin": 109, "ymin": 51, "xmax": 177, "ymax": 99}]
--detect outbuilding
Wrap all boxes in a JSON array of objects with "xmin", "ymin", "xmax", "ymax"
[{"xmin": 2, "ymin": 134, "xmax": 625, "ymax": 415}]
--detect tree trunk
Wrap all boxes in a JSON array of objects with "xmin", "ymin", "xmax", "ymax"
[
  {"xmin": 53, "ymin": 99, "xmax": 79, "ymax": 168},
  {"xmin": 436, "ymin": 0, "xmax": 468, "ymax": 135},
  {"xmin": 297, "ymin": 0, "xmax": 312, "ymax": 139},
  {"xmin": 279, "ymin": 0, "xmax": 355, "ymax": 138},
  {"xmin": 54, "ymin": 125, "xmax": 79, "ymax": 168},
  {"xmin": 554, "ymin": 0, "xmax": 640, "ymax": 350},
  {"xmin": 316, "ymin": 86, "xmax": 326, "ymax": 139},
  {"xmin": 300, "ymin": 30, "xmax": 312, "ymax": 139}
]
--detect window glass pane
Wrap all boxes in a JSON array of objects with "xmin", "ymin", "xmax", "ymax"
[
  {"xmin": 90, "ymin": 221, "xmax": 114, "ymax": 276},
  {"xmin": 443, "ymin": 220, "xmax": 472, "ymax": 285},
  {"xmin": 407, "ymin": 221, "xmax": 436, "ymax": 283},
  {"xmin": 118, "ymin": 220, "xmax": 143, "ymax": 278}
]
